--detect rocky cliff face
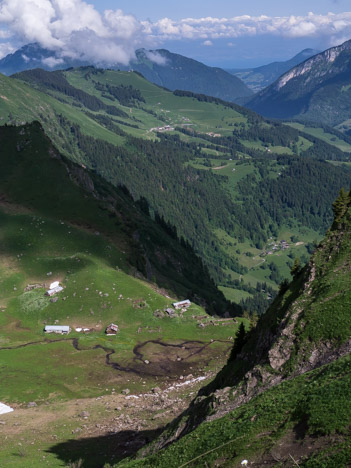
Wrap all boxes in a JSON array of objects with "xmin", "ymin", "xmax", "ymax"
[
  {"xmin": 229, "ymin": 48, "xmax": 320, "ymax": 93},
  {"xmin": 276, "ymin": 40, "xmax": 351, "ymax": 91},
  {"xmin": 246, "ymin": 39, "xmax": 351, "ymax": 124}
]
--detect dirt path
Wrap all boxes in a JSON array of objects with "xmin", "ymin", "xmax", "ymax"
[{"xmin": 212, "ymin": 164, "xmax": 228, "ymax": 170}]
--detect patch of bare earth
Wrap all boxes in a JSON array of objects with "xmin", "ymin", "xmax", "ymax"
[
  {"xmin": 0, "ymin": 373, "xmax": 216, "ymax": 458},
  {"xmin": 212, "ymin": 165, "xmax": 228, "ymax": 170},
  {"xmin": 249, "ymin": 427, "xmax": 346, "ymax": 467}
]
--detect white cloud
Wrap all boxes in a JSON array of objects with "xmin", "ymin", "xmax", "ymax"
[
  {"xmin": 203, "ymin": 40, "xmax": 213, "ymax": 46},
  {"xmin": 0, "ymin": 28, "xmax": 10, "ymax": 38},
  {"xmin": 143, "ymin": 50, "xmax": 168, "ymax": 65},
  {"xmin": 41, "ymin": 56, "xmax": 64, "ymax": 67},
  {"xmin": 0, "ymin": 41, "xmax": 14, "ymax": 58},
  {"xmin": 148, "ymin": 12, "xmax": 351, "ymax": 44},
  {"xmin": 0, "ymin": 0, "xmax": 151, "ymax": 65},
  {"xmin": 0, "ymin": 2, "xmax": 351, "ymax": 65}
]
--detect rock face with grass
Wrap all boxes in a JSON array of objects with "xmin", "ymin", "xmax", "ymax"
[
  {"xmin": 228, "ymin": 48, "xmax": 320, "ymax": 93},
  {"xmin": 126, "ymin": 190, "xmax": 351, "ymax": 466},
  {"xmin": 246, "ymin": 39, "xmax": 351, "ymax": 126}
]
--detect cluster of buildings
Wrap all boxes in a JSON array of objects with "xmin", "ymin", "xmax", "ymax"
[
  {"xmin": 265, "ymin": 239, "xmax": 290, "ymax": 256},
  {"xmin": 43, "ymin": 278, "xmax": 191, "ymax": 335},
  {"xmin": 153, "ymin": 125, "xmax": 174, "ymax": 132}
]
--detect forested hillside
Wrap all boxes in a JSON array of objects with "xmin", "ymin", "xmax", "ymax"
[
  {"xmin": 1, "ymin": 67, "xmax": 351, "ymax": 313},
  {"xmin": 0, "ymin": 122, "xmax": 229, "ymax": 313},
  {"xmin": 130, "ymin": 48, "xmax": 253, "ymax": 101}
]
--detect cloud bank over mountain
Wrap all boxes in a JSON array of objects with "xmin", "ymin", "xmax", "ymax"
[
  {"xmin": 0, "ymin": 0, "xmax": 148, "ymax": 63},
  {"xmin": 0, "ymin": 0, "xmax": 351, "ymax": 62}
]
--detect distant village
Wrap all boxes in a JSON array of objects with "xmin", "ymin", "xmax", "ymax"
[
  {"xmin": 151, "ymin": 125, "xmax": 175, "ymax": 133},
  {"xmin": 263, "ymin": 239, "xmax": 290, "ymax": 256},
  {"xmin": 261, "ymin": 238, "xmax": 304, "ymax": 257}
]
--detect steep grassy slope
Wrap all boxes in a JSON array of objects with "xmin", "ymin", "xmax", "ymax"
[
  {"xmin": 0, "ymin": 122, "xmax": 236, "ymax": 396},
  {"xmin": 2, "ymin": 68, "xmax": 351, "ymax": 311},
  {"xmin": 119, "ymin": 192, "xmax": 351, "ymax": 467},
  {"xmin": 0, "ymin": 122, "xmax": 231, "ymax": 312}
]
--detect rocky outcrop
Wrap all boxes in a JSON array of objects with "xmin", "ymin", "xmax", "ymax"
[
  {"xmin": 277, "ymin": 40, "xmax": 351, "ymax": 91},
  {"xmin": 142, "ymin": 201, "xmax": 351, "ymax": 454},
  {"xmin": 67, "ymin": 164, "xmax": 95, "ymax": 193}
]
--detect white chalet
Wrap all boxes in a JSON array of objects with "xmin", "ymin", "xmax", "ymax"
[
  {"xmin": 45, "ymin": 285, "xmax": 63, "ymax": 296},
  {"xmin": 106, "ymin": 323, "xmax": 119, "ymax": 335},
  {"xmin": 44, "ymin": 325, "xmax": 70, "ymax": 334},
  {"xmin": 172, "ymin": 300, "xmax": 191, "ymax": 310}
]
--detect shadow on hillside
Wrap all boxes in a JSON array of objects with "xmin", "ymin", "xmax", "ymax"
[{"xmin": 46, "ymin": 427, "xmax": 163, "ymax": 468}]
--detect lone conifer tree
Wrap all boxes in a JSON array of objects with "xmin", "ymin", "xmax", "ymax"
[
  {"xmin": 332, "ymin": 188, "xmax": 350, "ymax": 224},
  {"xmin": 228, "ymin": 322, "xmax": 247, "ymax": 362}
]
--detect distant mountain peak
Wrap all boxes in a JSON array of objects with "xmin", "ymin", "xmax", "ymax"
[
  {"xmin": 228, "ymin": 48, "xmax": 321, "ymax": 92},
  {"xmin": 298, "ymin": 48, "xmax": 320, "ymax": 56}
]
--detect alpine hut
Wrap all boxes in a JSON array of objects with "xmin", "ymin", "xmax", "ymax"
[
  {"xmin": 105, "ymin": 323, "xmax": 119, "ymax": 335},
  {"xmin": 44, "ymin": 325, "xmax": 70, "ymax": 334}
]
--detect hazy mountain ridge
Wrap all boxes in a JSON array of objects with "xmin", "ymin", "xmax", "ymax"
[
  {"xmin": 228, "ymin": 48, "xmax": 320, "ymax": 92},
  {"xmin": 0, "ymin": 43, "xmax": 252, "ymax": 102},
  {"xmin": 0, "ymin": 43, "xmax": 90, "ymax": 75},
  {"xmin": 246, "ymin": 39, "xmax": 351, "ymax": 127},
  {"xmin": 132, "ymin": 48, "xmax": 253, "ymax": 101}
]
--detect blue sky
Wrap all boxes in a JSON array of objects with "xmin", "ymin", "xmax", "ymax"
[
  {"xmin": 0, "ymin": 0, "xmax": 350, "ymax": 68},
  {"xmin": 95, "ymin": 0, "xmax": 349, "ymax": 21},
  {"xmin": 94, "ymin": 0, "xmax": 351, "ymax": 66}
]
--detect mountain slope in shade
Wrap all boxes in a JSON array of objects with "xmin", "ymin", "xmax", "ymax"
[
  {"xmin": 246, "ymin": 39, "xmax": 351, "ymax": 127},
  {"xmin": 119, "ymin": 191, "xmax": 351, "ymax": 467},
  {"xmin": 0, "ymin": 121, "xmax": 229, "ymax": 313},
  {"xmin": 0, "ymin": 43, "xmax": 253, "ymax": 102},
  {"xmin": 131, "ymin": 48, "xmax": 253, "ymax": 101},
  {"xmin": 228, "ymin": 48, "xmax": 320, "ymax": 92}
]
